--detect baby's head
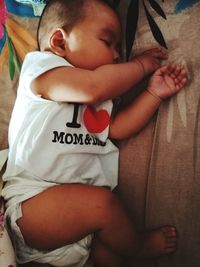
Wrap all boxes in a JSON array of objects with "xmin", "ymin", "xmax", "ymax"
[{"xmin": 37, "ymin": 0, "xmax": 120, "ymax": 69}]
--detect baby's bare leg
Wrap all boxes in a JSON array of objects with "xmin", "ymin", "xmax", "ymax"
[
  {"xmin": 17, "ymin": 184, "xmax": 176, "ymax": 266},
  {"xmin": 17, "ymin": 184, "xmax": 138, "ymax": 253},
  {"xmin": 90, "ymin": 237, "xmax": 124, "ymax": 267}
]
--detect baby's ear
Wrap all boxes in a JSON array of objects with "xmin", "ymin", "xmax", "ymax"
[{"xmin": 50, "ymin": 29, "xmax": 67, "ymax": 56}]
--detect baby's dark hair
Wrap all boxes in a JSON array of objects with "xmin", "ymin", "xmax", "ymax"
[{"xmin": 37, "ymin": 0, "xmax": 114, "ymax": 51}]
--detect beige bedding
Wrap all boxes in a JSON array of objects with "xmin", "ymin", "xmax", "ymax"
[
  {"xmin": 118, "ymin": 1, "xmax": 200, "ymax": 266},
  {"xmin": 0, "ymin": 1, "xmax": 200, "ymax": 266}
]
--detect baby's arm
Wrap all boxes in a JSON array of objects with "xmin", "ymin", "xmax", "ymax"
[
  {"xmin": 31, "ymin": 48, "xmax": 166, "ymax": 104},
  {"xmin": 109, "ymin": 64, "xmax": 187, "ymax": 140}
]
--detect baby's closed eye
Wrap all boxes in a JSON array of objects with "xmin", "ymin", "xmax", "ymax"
[{"xmin": 100, "ymin": 38, "xmax": 112, "ymax": 46}]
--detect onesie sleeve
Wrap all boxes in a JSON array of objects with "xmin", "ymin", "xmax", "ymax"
[{"xmin": 19, "ymin": 51, "xmax": 72, "ymax": 91}]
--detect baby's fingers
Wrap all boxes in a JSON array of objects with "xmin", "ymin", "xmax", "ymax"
[
  {"xmin": 175, "ymin": 76, "xmax": 187, "ymax": 90},
  {"xmin": 165, "ymin": 64, "xmax": 187, "ymax": 84},
  {"xmin": 169, "ymin": 66, "xmax": 187, "ymax": 91},
  {"xmin": 167, "ymin": 64, "xmax": 187, "ymax": 77},
  {"xmin": 174, "ymin": 68, "xmax": 187, "ymax": 86},
  {"xmin": 177, "ymin": 68, "xmax": 187, "ymax": 80}
]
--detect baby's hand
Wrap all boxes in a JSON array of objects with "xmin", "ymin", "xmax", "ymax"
[
  {"xmin": 135, "ymin": 48, "xmax": 168, "ymax": 75},
  {"xmin": 147, "ymin": 64, "xmax": 187, "ymax": 99}
]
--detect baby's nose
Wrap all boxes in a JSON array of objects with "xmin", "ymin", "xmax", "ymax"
[{"xmin": 113, "ymin": 50, "xmax": 120, "ymax": 63}]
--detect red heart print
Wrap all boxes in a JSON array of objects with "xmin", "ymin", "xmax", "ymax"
[{"xmin": 83, "ymin": 106, "xmax": 110, "ymax": 133}]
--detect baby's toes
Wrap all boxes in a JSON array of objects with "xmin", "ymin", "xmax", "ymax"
[
  {"xmin": 162, "ymin": 226, "xmax": 177, "ymax": 251},
  {"xmin": 162, "ymin": 226, "xmax": 176, "ymax": 237}
]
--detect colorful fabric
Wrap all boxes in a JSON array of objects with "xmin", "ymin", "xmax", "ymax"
[
  {"xmin": 175, "ymin": 0, "xmax": 199, "ymax": 13},
  {"xmin": 0, "ymin": 0, "xmax": 41, "ymax": 79}
]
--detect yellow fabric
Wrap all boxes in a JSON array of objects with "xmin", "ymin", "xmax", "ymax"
[
  {"xmin": 0, "ymin": 17, "xmax": 37, "ymax": 70},
  {"xmin": 0, "ymin": 45, "xmax": 8, "ymax": 71}
]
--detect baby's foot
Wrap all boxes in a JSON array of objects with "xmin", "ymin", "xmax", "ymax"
[{"xmin": 139, "ymin": 226, "xmax": 177, "ymax": 258}]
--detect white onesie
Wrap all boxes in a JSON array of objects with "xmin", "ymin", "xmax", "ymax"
[{"xmin": 2, "ymin": 51, "xmax": 119, "ymax": 266}]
